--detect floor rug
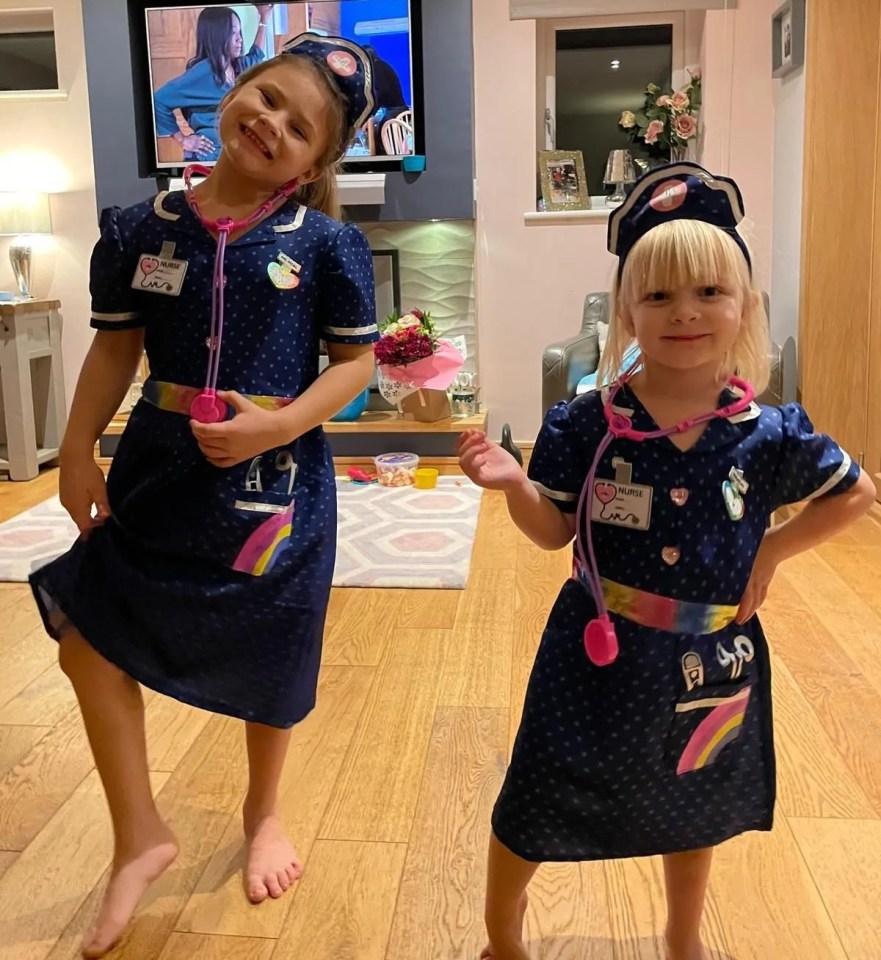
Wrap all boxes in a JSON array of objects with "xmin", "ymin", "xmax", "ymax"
[{"xmin": 0, "ymin": 477, "xmax": 484, "ymax": 589}]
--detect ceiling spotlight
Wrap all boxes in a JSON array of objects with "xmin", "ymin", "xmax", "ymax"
[{"xmin": 611, "ymin": 59, "xmax": 621, "ymax": 70}]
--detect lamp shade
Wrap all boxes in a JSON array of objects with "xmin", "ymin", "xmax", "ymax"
[
  {"xmin": 0, "ymin": 192, "xmax": 52, "ymax": 236},
  {"xmin": 603, "ymin": 149, "xmax": 637, "ymax": 185}
]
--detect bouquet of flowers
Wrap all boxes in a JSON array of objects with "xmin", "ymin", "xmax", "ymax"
[
  {"xmin": 618, "ymin": 70, "xmax": 701, "ymax": 159},
  {"xmin": 374, "ymin": 308, "xmax": 465, "ymax": 406}
]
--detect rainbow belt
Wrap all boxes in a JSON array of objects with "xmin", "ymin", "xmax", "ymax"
[
  {"xmin": 143, "ymin": 380, "xmax": 294, "ymax": 417},
  {"xmin": 574, "ymin": 562, "xmax": 738, "ymax": 635}
]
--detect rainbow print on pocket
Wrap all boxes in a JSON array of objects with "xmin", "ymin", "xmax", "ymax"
[
  {"xmin": 676, "ymin": 686, "xmax": 751, "ymax": 775},
  {"xmin": 232, "ymin": 505, "xmax": 294, "ymax": 576}
]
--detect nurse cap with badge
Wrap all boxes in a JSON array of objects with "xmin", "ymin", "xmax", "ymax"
[
  {"xmin": 281, "ymin": 33, "xmax": 377, "ymax": 157},
  {"xmin": 607, "ymin": 161, "xmax": 753, "ymax": 277}
]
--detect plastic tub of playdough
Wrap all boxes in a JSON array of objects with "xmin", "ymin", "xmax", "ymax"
[{"xmin": 374, "ymin": 452, "xmax": 419, "ymax": 487}]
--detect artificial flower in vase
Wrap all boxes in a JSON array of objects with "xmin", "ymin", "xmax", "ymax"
[
  {"xmin": 374, "ymin": 308, "xmax": 466, "ymax": 422},
  {"xmin": 619, "ymin": 69, "xmax": 701, "ymax": 165}
]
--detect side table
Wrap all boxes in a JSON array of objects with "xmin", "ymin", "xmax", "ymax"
[{"xmin": 0, "ymin": 298, "xmax": 67, "ymax": 481}]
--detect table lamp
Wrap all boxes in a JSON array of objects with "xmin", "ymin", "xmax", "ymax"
[
  {"xmin": 603, "ymin": 149, "xmax": 637, "ymax": 207},
  {"xmin": 0, "ymin": 192, "xmax": 53, "ymax": 299}
]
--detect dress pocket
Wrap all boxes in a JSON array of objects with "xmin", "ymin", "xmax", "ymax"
[
  {"xmin": 665, "ymin": 680, "xmax": 753, "ymax": 776},
  {"xmin": 227, "ymin": 451, "xmax": 298, "ymax": 576}
]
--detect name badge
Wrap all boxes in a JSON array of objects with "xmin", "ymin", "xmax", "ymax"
[
  {"xmin": 591, "ymin": 457, "xmax": 653, "ymax": 530},
  {"xmin": 132, "ymin": 241, "xmax": 188, "ymax": 296}
]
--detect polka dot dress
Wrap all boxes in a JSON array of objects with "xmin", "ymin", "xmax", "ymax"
[
  {"xmin": 29, "ymin": 191, "xmax": 378, "ymax": 729},
  {"xmin": 493, "ymin": 386, "xmax": 860, "ymax": 862}
]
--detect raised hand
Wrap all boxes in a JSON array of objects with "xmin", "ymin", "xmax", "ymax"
[{"xmin": 456, "ymin": 429, "xmax": 525, "ymax": 492}]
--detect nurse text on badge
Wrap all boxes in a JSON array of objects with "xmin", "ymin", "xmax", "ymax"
[
  {"xmin": 591, "ymin": 458, "xmax": 653, "ymax": 530},
  {"xmin": 132, "ymin": 241, "xmax": 188, "ymax": 296}
]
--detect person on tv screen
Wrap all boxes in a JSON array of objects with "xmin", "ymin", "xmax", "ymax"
[{"xmin": 154, "ymin": 3, "xmax": 274, "ymax": 162}]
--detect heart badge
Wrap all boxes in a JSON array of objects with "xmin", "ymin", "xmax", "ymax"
[
  {"xmin": 670, "ymin": 487, "xmax": 689, "ymax": 507},
  {"xmin": 268, "ymin": 261, "xmax": 299, "ymax": 290},
  {"xmin": 594, "ymin": 482, "xmax": 617, "ymax": 505},
  {"xmin": 661, "ymin": 546, "xmax": 681, "ymax": 566},
  {"xmin": 140, "ymin": 257, "xmax": 159, "ymax": 275}
]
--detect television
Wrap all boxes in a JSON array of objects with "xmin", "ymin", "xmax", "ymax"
[{"xmin": 128, "ymin": 0, "xmax": 423, "ymax": 177}]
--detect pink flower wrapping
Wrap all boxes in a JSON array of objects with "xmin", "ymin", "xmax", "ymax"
[{"xmin": 379, "ymin": 338, "xmax": 465, "ymax": 391}]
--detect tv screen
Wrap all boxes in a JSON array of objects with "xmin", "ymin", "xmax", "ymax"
[{"xmin": 138, "ymin": 1, "xmax": 418, "ymax": 173}]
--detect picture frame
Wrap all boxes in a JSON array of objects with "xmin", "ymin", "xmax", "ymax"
[
  {"xmin": 771, "ymin": 0, "xmax": 805, "ymax": 79},
  {"xmin": 538, "ymin": 150, "xmax": 591, "ymax": 212}
]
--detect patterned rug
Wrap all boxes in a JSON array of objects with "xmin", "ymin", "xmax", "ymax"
[{"xmin": 0, "ymin": 477, "xmax": 483, "ymax": 589}]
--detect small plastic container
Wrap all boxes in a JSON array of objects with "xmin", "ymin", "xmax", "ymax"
[
  {"xmin": 374, "ymin": 452, "xmax": 419, "ymax": 487},
  {"xmin": 402, "ymin": 154, "xmax": 426, "ymax": 173},
  {"xmin": 414, "ymin": 467, "xmax": 439, "ymax": 490}
]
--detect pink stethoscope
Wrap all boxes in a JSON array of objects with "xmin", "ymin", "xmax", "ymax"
[
  {"xmin": 575, "ymin": 373, "xmax": 755, "ymax": 668},
  {"xmin": 183, "ymin": 164, "xmax": 298, "ymax": 423}
]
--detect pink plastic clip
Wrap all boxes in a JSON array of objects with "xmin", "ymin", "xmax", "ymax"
[{"xmin": 608, "ymin": 413, "xmax": 636, "ymax": 438}]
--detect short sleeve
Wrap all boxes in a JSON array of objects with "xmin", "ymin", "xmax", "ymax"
[
  {"xmin": 773, "ymin": 403, "xmax": 860, "ymax": 507},
  {"xmin": 528, "ymin": 400, "xmax": 590, "ymax": 514},
  {"xmin": 90, "ymin": 207, "xmax": 143, "ymax": 332},
  {"xmin": 318, "ymin": 224, "xmax": 378, "ymax": 345}
]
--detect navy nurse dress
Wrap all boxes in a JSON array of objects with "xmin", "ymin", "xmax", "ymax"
[
  {"xmin": 493, "ymin": 386, "xmax": 860, "ymax": 861},
  {"xmin": 30, "ymin": 190, "xmax": 378, "ymax": 729}
]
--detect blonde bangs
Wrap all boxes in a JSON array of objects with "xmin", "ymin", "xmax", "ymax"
[
  {"xmin": 620, "ymin": 220, "xmax": 751, "ymax": 305},
  {"xmin": 598, "ymin": 220, "xmax": 771, "ymax": 394}
]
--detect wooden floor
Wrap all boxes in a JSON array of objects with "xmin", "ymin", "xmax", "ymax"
[{"xmin": 0, "ymin": 473, "xmax": 880, "ymax": 960}]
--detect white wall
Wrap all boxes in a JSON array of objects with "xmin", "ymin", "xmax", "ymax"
[{"xmin": 0, "ymin": 0, "xmax": 98, "ymax": 408}]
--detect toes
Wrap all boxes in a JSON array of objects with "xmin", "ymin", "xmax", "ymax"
[
  {"xmin": 278, "ymin": 871, "xmax": 291, "ymax": 893},
  {"xmin": 266, "ymin": 873, "xmax": 284, "ymax": 898},
  {"xmin": 284, "ymin": 864, "xmax": 300, "ymax": 885},
  {"xmin": 248, "ymin": 876, "xmax": 270, "ymax": 904}
]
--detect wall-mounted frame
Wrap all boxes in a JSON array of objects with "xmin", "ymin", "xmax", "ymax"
[{"xmin": 772, "ymin": 0, "xmax": 805, "ymax": 79}]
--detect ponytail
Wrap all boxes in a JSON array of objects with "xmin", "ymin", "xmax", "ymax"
[{"xmin": 294, "ymin": 165, "xmax": 341, "ymax": 221}]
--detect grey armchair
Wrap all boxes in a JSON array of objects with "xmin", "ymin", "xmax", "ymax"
[{"xmin": 541, "ymin": 291, "xmax": 782, "ymax": 414}]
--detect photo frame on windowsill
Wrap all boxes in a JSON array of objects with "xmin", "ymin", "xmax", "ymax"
[
  {"xmin": 772, "ymin": 0, "xmax": 805, "ymax": 79},
  {"xmin": 538, "ymin": 150, "xmax": 591, "ymax": 212}
]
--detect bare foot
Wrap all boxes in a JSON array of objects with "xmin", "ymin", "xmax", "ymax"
[
  {"xmin": 243, "ymin": 813, "xmax": 303, "ymax": 903},
  {"xmin": 665, "ymin": 933, "xmax": 708, "ymax": 960},
  {"xmin": 82, "ymin": 824, "xmax": 178, "ymax": 958},
  {"xmin": 480, "ymin": 892, "xmax": 528, "ymax": 959}
]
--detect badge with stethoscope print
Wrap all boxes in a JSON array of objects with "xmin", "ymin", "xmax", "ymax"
[
  {"xmin": 131, "ymin": 241, "xmax": 188, "ymax": 296},
  {"xmin": 267, "ymin": 252, "xmax": 302, "ymax": 290},
  {"xmin": 722, "ymin": 466, "xmax": 749, "ymax": 521},
  {"xmin": 590, "ymin": 457, "xmax": 653, "ymax": 530}
]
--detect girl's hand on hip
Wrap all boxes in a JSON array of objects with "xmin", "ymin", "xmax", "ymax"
[
  {"xmin": 190, "ymin": 391, "xmax": 286, "ymax": 468},
  {"xmin": 456, "ymin": 429, "xmax": 524, "ymax": 492},
  {"xmin": 59, "ymin": 454, "xmax": 110, "ymax": 539},
  {"xmin": 736, "ymin": 534, "xmax": 782, "ymax": 624}
]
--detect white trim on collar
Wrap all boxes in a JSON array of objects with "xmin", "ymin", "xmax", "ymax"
[
  {"xmin": 153, "ymin": 191, "xmax": 180, "ymax": 222},
  {"xmin": 273, "ymin": 205, "xmax": 307, "ymax": 232},
  {"xmin": 727, "ymin": 401, "xmax": 761, "ymax": 423}
]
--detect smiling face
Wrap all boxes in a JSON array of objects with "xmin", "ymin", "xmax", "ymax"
[
  {"xmin": 624, "ymin": 281, "xmax": 745, "ymax": 374},
  {"xmin": 617, "ymin": 219, "xmax": 754, "ymax": 379},
  {"xmin": 218, "ymin": 58, "xmax": 335, "ymax": 189}
]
